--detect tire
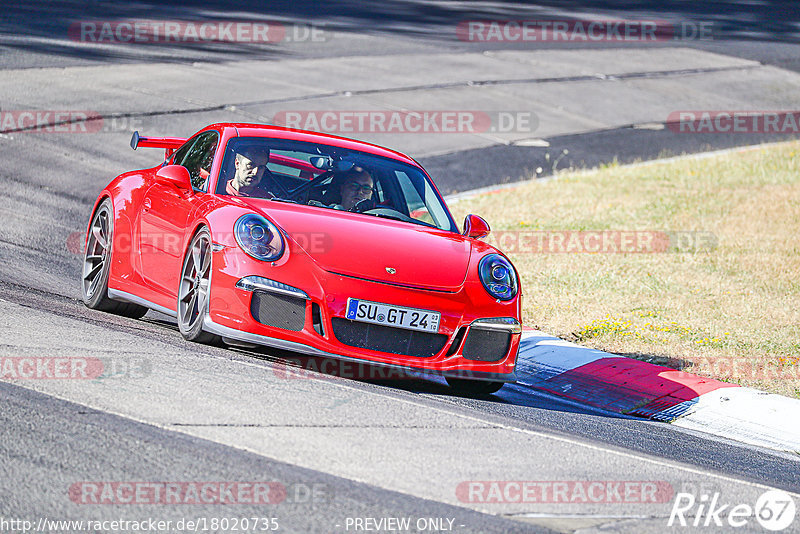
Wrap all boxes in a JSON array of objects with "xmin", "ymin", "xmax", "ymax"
[
  {"xmin": 177, "ymin": 227, "xmax": 221, "ymax": 345},
  {"xmin": 446, "ymin": 377, "xmax": 505, "ymax": 396},
  {"xmin": 82, "ymin": 198, "xmax": 148, "ymax": 319}
]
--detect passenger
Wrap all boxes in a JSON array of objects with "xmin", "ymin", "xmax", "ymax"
[
  {"xmin": 226, "ymin": 147, "xmax": 274, "ymax": 198},
  {"xmin": 329, "ymin": 166, "xmax": 374, "ymax": 211}
]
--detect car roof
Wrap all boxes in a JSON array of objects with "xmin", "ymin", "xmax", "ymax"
[{"xmin": 199, "ymin": 123, "xmax": 421, "ymax": 169}]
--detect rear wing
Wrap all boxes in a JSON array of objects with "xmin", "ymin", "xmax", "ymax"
[{"xmin": 130, "ymin": 131, "xmax": 187, "ymax": 159}]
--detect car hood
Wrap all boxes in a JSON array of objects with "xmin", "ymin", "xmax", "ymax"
[{"xmin": 242, "ymin": 200, "xmax": 472, "ymax": 291}]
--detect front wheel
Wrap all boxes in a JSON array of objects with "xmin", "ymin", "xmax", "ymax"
[
  {"xmin": 177, "ymin": 228, "xmax": 221, "ymax": 345},
  {"xmin": 446, "ymin": 377, "xmax": 505, "ymax": 396}
]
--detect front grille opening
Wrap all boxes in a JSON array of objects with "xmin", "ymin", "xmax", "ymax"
[
  {"xmin": 446, "ymin": 326, "xmax": 468, "ymax": 356},
  {"xmin": 331, "ymin": 318, "xmax": 448, "ymax": 358},
  {"xmin": 461, "ymin": 328, "xmax": 511, "ymax": 362},
  {"xmin": 250, "ymin": 290, "xmax": 306, "ymax": 331},
  {"xmin": 311, "ymin": 302, "xmax": 325, "ymax": 336}
]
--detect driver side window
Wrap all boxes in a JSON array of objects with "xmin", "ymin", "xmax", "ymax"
[{"xmin": 173, "ymin": 131, "xmax": 219, "ymax": 191}]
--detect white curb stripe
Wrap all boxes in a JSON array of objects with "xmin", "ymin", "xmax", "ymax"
[
  {"xmin": 516, "ymin": 331, "xmax": 800, "ymax": 454},
  {"xmin": 671, "ymin": 387, "xmax": 800, "ymax": 453},
  {"xmin": 518, "ymin": 330, "xmax": 621, "ymax": 381}
]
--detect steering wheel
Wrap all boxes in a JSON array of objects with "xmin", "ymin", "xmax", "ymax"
[
  {"xmin": 360, "ymin": 206, "xmax": 416, "ymax": 223},
  {"xmin": 284, "ymin": 170, "xmax": 334, "ymax": 204},
  {"xmin": 351, "ymin": 197, "xmax": 377, "ymax": 213},
  {"xmin": 262, "ymin": 168, "xmax": 293, "ymax": 199}
]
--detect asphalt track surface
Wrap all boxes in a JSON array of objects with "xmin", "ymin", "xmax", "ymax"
[{"xmin": 2, "ymin": 2, "xmax": 800, "ymax": 533}]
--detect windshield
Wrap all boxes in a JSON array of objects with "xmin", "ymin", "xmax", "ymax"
[{"xmin": 216, "ymin": 137, "xmax": 458, "ymax": 232}]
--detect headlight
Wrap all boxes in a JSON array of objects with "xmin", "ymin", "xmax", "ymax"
[
  {"xmin": 234, "ymin": 214, "xmax": 284, "ymax": 262},
  {"xmin": 478, "ymin": 254, "xmax": 518, "ymax": 301}
]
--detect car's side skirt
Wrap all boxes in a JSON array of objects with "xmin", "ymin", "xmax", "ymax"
[{"xmin": 107, "ymin": 288, "xmax": 177, "ymax": 318}]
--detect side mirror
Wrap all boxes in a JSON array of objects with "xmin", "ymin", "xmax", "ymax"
[
  {"xmin": 463, "ymin": 214, "xmax": 490, "ymax": 239},
  {"xmin": 155, "ymin": 165, "xmax": 192, "ymax": 190}
]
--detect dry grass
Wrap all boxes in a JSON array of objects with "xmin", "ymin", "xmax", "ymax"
[{"xmin": 449, "ymin": 142, "xmax": 800, "ymax": 398}]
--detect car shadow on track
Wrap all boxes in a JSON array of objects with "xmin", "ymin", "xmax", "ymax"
[
  {"xmin": 225, "ymin": 341, "xmax": 633, "ymax": 418},
  {"xmin": 140, "ymin": 314, "xmax": 633, "ymax": 418}
]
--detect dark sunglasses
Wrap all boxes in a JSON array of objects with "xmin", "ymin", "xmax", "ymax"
[{"xmin": 344, "ymin": 182, "xmax": 373, "ymax": 194}]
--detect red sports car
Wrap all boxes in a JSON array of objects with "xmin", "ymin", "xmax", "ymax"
[{"xmin": 82, "ymin": 123, "xmax": 521, "ymax": 394}]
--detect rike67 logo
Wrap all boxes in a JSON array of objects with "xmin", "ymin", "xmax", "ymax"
[{"xmin": 669, "ymin": 489, "xmax": 796, "ymax": 531}]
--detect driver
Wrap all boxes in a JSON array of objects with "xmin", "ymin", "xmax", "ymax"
[
  {"xmin": 334, "ymin": 166, "xmax": 374, "ymax": 211},
  {"xmin": 226, "ymin": 147, "xmax": 274, "ymax": 199}
]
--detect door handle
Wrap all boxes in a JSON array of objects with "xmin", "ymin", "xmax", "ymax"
[{"xmin": 143, "ymin": 198, "xmax": 152, "ymax": 211}]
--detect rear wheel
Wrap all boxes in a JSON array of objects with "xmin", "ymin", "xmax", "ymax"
[
  {"xmin": 82, "ymin": 199, "xmax": 148, "ymax": 319},
  {"xmin": 177, "ymin": 228, "xmax": 221, "ymax": 345},
  {"xmin": 446, "ymin": 377, "xmax": 504, "ymax": 396}
]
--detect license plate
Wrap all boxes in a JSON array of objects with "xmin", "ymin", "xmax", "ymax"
[{"xmin": 345, "ymin": 298, "xmax": 441, "ymax": 333}]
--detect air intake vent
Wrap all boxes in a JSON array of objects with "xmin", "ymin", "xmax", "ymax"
[
  {"xmin": 250, "ymin": 291, "xmax": 306, "ymax": 331},
  {"xmin": 331, "ymin": 318, "xmax": 447, "ymax": 358},
  {"xmin": 461, "ymin": 328, "xmax": 510, "ymax": 361},
  {"xmin": 311, "ymin": 302, "xmax": 325, "ymax": 336},
  {"xmin": 446, "ymin": 326, "xmax": 468, "ymax": 356}
]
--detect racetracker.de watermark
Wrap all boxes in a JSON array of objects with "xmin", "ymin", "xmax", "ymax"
[
  {"xmin": 272, "ymin": 110, "xmax": 538, "ymax": 134},
  {"xmin": 682, "ymin": 357, "xmax": 800, "ymax": 381},
  {"xmin": 69, "ymin": 20, "xmax": 330, "ymax": 43},
  {"xmin": 67, "ymin": 231, "xmax": 332, "ymax": 255},
  {"xmin": 485, "ymin": 231, "xmax": 718, "ymax": 254},
  {"xmin": 273, "ymin": 358, "xmax": 443, "ymax": 381},
  {"xmin": 457, "ymin": 20, "xmax": 713, "ymax": 42},
  {"xmin": 0, "ymin": 357, "xmax": 151, "ymax": 380},
  {"xmin": 68, "ymin": 482, "xmax": 330, "ymax": 505},
  {"xmin": 0, "ymin": 111, "xmax": 145, "ymax": 134},
  {"xmin": 0, "ymin": 357, "xmax": 102, "ymax": 379},
  {"xmin": 668, "ymin": 111, "xmax": 800, "ymax": 134},
  {"xmin": 457, "ymin": 481, "xmax": 674, "ymax": 503}
]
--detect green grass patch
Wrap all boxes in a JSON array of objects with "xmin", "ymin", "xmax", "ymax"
[{"xmin": 449, "ymin": 142, "xmax": 800, "ymax": 397}]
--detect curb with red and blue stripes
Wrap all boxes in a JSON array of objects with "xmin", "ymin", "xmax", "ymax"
[{"xmin": 517, "ymin": 330, "xmax": 800, "ymax": 454}]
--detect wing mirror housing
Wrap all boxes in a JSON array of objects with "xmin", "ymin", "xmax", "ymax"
[
  {"xmin": 155, "ymin": 165, "xmax": 193, "ymax": 191},
  {"xmin": 463, "ymin": 214, "xmax": 491, "ymax": 239}
]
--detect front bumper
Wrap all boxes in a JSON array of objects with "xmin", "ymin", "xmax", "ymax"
[{"xmin": 207, "ymin": 246, "xmax": 520, "ymax": 382}]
